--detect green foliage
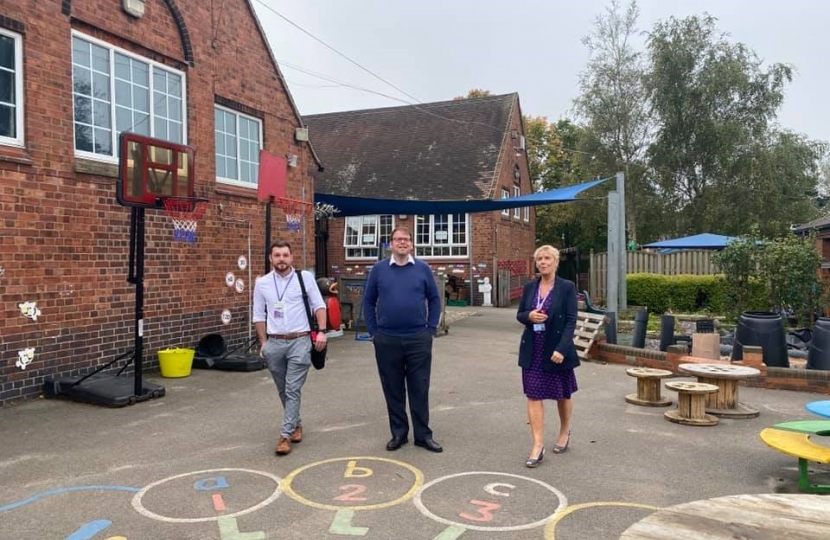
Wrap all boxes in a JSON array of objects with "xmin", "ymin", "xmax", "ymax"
[
  {"xmin": 627, "ymin": 273, "xmax": 767, "ymax": 314},
  {"xmin": 757, "ymin": 233, "xmax": 827, "ymax": 326},
  {"xmin": 712, "ymin": 234, "xmax": 761, "ymax": 318}
]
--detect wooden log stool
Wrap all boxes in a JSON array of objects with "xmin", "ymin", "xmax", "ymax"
[
  {"xmin": 664, "ymin": 381, "xmax": 720, "ymax": 426},
  {"xmin": 625, "ymin": 367, "xmax": 674, "ymax": 407}
]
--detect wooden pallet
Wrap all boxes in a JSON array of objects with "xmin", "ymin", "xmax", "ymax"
[{"xmin": 574, "ymin": 311, "xmax": 606, "ymax": 360}]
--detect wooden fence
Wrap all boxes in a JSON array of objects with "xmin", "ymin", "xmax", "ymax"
[{"xmin": 589, "ymin": 250, "xmax": 721, "ymax": 302}]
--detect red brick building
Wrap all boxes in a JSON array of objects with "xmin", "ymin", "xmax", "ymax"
[
  {"xmin": 0, "ymin": 0, "xmax": 317, "ymax": 405},
  {"xmin": 304, "ymin": 94, "xmax": 537, "ymax": 308}
]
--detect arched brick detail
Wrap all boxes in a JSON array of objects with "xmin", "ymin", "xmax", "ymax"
[{"xmin": 62, "ymin": 0, "xmax": 194, "ymax": 65}]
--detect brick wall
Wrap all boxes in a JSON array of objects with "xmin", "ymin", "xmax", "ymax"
[{"xmin": 0, "ymin": 0, "xmax": 315, "ymax": 405}]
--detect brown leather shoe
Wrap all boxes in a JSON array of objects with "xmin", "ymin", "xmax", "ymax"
[
  {"xmin": 275, "ymin": 436, "xmax": 291, "ymax": 455},
  {"xmin": 290, "ymin": 426, "xmax": 303, "ymax": 443}
]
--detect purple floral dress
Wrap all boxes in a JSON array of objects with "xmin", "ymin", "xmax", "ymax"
[{"xmin": 522, "ymin": 283, "xmax": 578, "ymax": 400}]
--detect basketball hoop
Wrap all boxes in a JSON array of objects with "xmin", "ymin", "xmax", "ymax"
[
  {"xmin": 277, "ymin": 197, "xmax": 313, "ymax": 231},
  {"xmin": 162, "ymin": 197, "xmax": 209, "ymax": 244}
]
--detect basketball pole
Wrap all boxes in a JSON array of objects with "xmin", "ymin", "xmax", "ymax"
[
  {"xmin": 127, "ymin": 206, "xmax": 146, "ymax": 396},
  {"xmin": 264, "ymin": 196, "xmax": 272, "ymax": 274}
]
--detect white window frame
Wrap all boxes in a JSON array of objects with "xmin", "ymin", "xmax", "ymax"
[
  {"xmin": 523, "ymin": 205, "xmax": 530, "ymax": 222},
  {"xmin": 513, "ymin": 185, "xmax": 521, "ymax": 218},
  {"xmin": 71, "ymin": 31, "xmax": 187, "ymax": 163},
  {"xmin": 215, "ymin": 105, "xmax": 263, "ymax": 188},
  {"xmin": 414, "ymin": 213, "xmax": 469, "ymax": 258},
  {"xmin": 501, "ymin": 188, "xmax": 509, "ymax": 216},
  {"xmin": 344, "ymin": 215, "xmax": 395, "ymax": 259},
  {"xmin": 0, "ymin": 28, "xmax": 24, "ymax": 147}
]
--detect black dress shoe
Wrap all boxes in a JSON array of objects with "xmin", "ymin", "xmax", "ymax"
[
  {"xmin": 414, "ymin": 438, "xmax": 443, "ymax": 453},
  {"xmin": 386, "ymin": 435, "xmax": 408, "ymax": 451}
]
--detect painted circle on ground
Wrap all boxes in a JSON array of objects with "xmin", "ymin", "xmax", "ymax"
[
  {"xmin": 281, "ymin": 456, "xmax": 424, "ymax": 511},
  {"xmin": 413, "ymin": 471, "xmax": 567, "ymax": 532},
  {"xmin": 543, "ymin": 501, "xmax": 660, "ymax": 540},
  {"xmin": 225, "ymin": 272, "xmax": 235, "ymax": 287},
  {"xmin": 131, "ymin": 468, "xmax": 282, "ymax": 523},
  {"xmin": 234, "ymin": 279, "xmax": 245, "ymax": 293},
  {"xmin": 221, "ymin": 309, "xmax": 232, "ymax": 325},
  {"xmin": 238, "ymin": 255, "xmax": 247, "ymax": 270}
]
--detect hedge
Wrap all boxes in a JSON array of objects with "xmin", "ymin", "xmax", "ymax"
[{"xmin": 626, "ymin": 273, "xmax": 768, "ymax": 315}]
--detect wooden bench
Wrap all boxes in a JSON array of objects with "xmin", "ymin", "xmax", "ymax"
[
  {"xmin": 574, "ymin": 311, "xmax": 605, "ymax": 360},
  {"xmin": 760, "ymin": 427, "xmax": 830, "ymax": 493}
]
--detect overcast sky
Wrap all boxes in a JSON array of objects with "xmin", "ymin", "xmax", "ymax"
[{"xmin": 252, "ymin": 0, "xmax": 828, "ymax": 143}]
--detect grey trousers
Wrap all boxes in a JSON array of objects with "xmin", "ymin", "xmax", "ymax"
[{"xmin": 262, "ymin": 337, "xmax": 312, "ymax": 438}]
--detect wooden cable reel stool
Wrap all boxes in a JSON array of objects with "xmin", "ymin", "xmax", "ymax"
[
  {"xmin": 625, "ymin": 367, "xmax": 674, "ymax": 407},
  {"xmin": 664, "ymin": 381, "xmax": 720, "ymax": 426}
]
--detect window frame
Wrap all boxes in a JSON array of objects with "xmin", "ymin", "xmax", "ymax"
[
  {"xmin": 214, "ymin": 104, "xmax": 263, "ymax": 188},
  {"xmin": 513, "ymin": 185, "xmax": 521, "ymax": 218},
  {"xmin": 500, "ymin": 188, "xmax": 510, "ymax": 216},
  {"xmin": 344, "ymin": 214, "xmax": 395, "ymax": 260},
  {"xmin": 523, "ymin": 205, "xmax": 530, "ymax": 222},
  {"xmin": 70, "ymin": 30, "xmax": 187, "ymax": 163},
  {"xmin": 414, "ymin": 213, "xmax": 469, "ymax": 259},
  {"xmin": 0, "ymin": 28, "xmax": 24, "ymax": 147}
]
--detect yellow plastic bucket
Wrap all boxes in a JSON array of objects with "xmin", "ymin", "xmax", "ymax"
[{"xmin": 157, "ymin": 347, "xmax": 195, "ymax": 378}]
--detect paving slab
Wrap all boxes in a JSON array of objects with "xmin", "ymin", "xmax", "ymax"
[{"xmin": 1, "ymin": 307, "xmax": 829, "ymax": 539}]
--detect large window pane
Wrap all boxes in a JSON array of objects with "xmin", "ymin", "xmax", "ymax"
[
  {"xmin": 72, "ymin": 34, "xmax": 186, "ymax": 157},
  {"xmin": 214, "ymin": 106, "xmax": 261, "ymax": 187}
]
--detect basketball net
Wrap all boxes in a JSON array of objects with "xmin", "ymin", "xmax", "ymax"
[
  {"xmin": 277, "ymin": 197, "xmax": 312, "ymax": 232},
  {"xmin": 162, "ymin": 198, "xmax": 208, "ymax": 244}
]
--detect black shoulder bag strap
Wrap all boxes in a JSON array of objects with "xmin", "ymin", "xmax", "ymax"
[{"xmin": 296, "ymin": 270, "xmax": 318, "ymax": 332}]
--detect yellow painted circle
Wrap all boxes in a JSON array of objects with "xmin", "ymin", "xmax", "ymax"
[
  {"xmin": 281, "ymin": 456, "xmax": 424, "ymax": 511},
  {"xmin": 543, "ymin": 501, "xmax": 660, "ymax": 540}
]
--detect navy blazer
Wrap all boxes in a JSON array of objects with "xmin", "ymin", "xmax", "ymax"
[{"xmin": 516, "ymin": 276, "xmax": 579, "ymax": 372}]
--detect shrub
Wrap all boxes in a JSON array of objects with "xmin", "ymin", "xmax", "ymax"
[{"xmin": 627, "ymin": 273, "xmax": 767, "ymax": 315}]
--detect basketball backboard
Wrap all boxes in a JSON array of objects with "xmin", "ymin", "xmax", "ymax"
[
  {"xmin": 257, "ymin": 150, "xmax": 287, "ymax": 202},
  {"xmin": 117, "ymin": 132, "xmax": 195, "ymax": 208}
]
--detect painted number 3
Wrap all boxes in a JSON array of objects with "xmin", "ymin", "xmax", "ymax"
[{"xmin": 459, "ymin": 499, "xmax": 501, "ymax": 522}]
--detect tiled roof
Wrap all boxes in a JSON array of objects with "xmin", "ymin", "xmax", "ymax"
[
  {"xmin": 794, "ymin": 215, "xmax": 830, "ymax": 232},
  {"xmin": 303, "ymin": 94, "xmax": 517, "ymax": 200}
]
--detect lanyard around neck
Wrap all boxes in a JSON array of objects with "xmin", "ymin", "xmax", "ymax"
[{"xmin": 272, "ymin": 270, "xmax": 295, "ymax": 302}]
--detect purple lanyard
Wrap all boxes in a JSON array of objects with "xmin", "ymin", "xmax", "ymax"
[
  {"xmin": 536, "ymin": 282, "xmax": 552, "ymax": 310},
  {"xmin": 272, "ymin": 271, "xmax": 294, "ymax": 301}
]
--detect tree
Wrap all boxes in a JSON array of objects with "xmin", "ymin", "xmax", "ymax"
[
  {"xmin": 712, "ymin": 234, "xmax": 760, "ymax": 319},
  {"xmin": 757, "ymin": 234, "xmax": 827, "ymax": 326},
  {"xmin": 575, "ymin": 0, "xmax": 652, "ymax": 243},
  {"xmin": 454, "ymin": 89, "xmax": 492, "ymax": 100},
  {"xmin": 645, "ymin": 14, "xmax": 823, "ymax": 237}
]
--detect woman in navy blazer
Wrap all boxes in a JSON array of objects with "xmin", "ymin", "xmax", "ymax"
[{"xmin": 516, "ymin": 245, "xmax": 579, "ymax": 467}]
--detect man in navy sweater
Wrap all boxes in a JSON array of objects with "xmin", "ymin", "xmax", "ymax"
[{"xmin": 363, "ymin": 226, "xmax": 443, "ymax": 453}]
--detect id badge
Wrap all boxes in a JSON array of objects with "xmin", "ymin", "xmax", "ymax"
[
  {"xmin": 273, "ymin": 301, "xmax": 285, "ymax": 319},
  {"xmin": 533, "ymin": 323, "xmax": 545, "ymax": 332}
]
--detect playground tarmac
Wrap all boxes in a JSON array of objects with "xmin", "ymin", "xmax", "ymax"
[{"xmin": 1, "ymin": 306, "xmax": 829, "ymax": 539}]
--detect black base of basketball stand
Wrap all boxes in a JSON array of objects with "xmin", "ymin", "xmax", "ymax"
[
  {"xmin": 43, "ymin": 206, "xmax": 165, "ymax": 407},
  {"xmin": 193, "ymin": 336, "xmax": 265, "ymax": 372}
]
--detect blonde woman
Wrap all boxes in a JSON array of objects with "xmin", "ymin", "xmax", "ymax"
[{"xmin": 516, "ymin": 245, "xmax": 579, "ymax": 467}]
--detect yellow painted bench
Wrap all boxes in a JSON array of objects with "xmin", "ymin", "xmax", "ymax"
[
  {"xmin": 759, "ymin": 427, "xmax": 830, "ymax": 493},
  {"xmin": 574, "ymin": 311, "xmax": 605, "ymax": 361}
]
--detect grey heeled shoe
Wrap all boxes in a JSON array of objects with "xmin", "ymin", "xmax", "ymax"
[
  {"xmin": 552, "ymin": 431, "xmax": 571, "ymax": 454},
  {"xmin": 525, "ymin": 447, "xmax": 545, "ymax": 468}
]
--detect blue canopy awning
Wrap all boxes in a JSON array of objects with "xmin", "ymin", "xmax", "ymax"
[
  {"xmin": 314, "ymin": 177, "xmax": 610, "ymax": 217},
  {"xmin": 643, "ymin": 233, "xmax": 736, "ymax": 250}
]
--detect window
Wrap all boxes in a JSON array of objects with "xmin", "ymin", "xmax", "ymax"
[
  {"xmin": 501, "ymin": 188, "xmax": 509, "ymax": 216},
  {"xmin": 513, "ymin": 186, "xmax": 521, "ymax": 218},
  {"xmin": 215, "ymin": 106, "xmax": 262, "ymax": 187},
  {"xmin": 415, "ymin": 213, "xmax": 468, "ymax": 257},
  {"xmin": 344, "ymin": 215, "xmax": 394, "ymax": 259},
  {"xmin": 523, "ymin": 205, "xmax": 529, "ymax": 222},
  {"xmin": 71, "ymin": 32, "xmax": 185, "ymax": 160},
  {"xmin": 0, "ymin": 28, "xmax": 23, "ymax": 146}
]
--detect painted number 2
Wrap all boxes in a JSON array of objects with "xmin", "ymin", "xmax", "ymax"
[
  {"xmin": 334, "ymin": 484, "xmax": 368, "ymax": 502},
  {"xmin": 459, "ymin": 499, "xmax": 501, "ymax": 522}
]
